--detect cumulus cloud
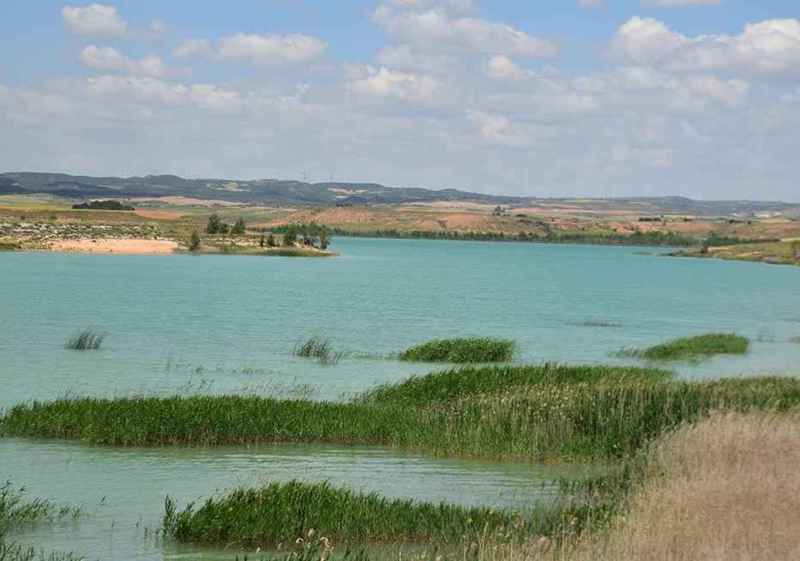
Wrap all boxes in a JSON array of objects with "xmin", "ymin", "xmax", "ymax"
[
  {"xmin": 174, "ymin": 34, "xmax": 327, "ymax": 65},
  {"xmin": 486, "ymin": 55, "xmax": 525, "ymax": 80},
  {"xmin": 373, "ymin": 2, "xmax": 558, "ymax": 58},
  {"xmin": 62, "ymin": 4, "xmax": 128, "ymax": 38},
  {"xmin": 612, "ymin": 17, "xmax": 800, "ymax": 76},
  {"xmin": 348, "ymin": 66, "xmax": 441, "ymax": 103},
  {"xmin": 80, "ymin": 46, "xmax": 168, "ymax": 78}
]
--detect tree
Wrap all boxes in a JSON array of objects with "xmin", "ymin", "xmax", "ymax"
[
  {"xmin": 188, "ymin": 230, "xmax": 201, "ymax": 252},
  {"xmin": 259, "ymin": 234, "xmax": 266, "ymax": 248},
  {"xmin": 267, "ymin": 233, "xmax": 277, "ymax": 247},
  {"xmin": 319, "ymin": 226, "xmax": 330, "ymax": 250},
  {"xmin": 231, "ymin": 217, "xmax": 246, "ymax": 236},
  {"xmin": 283, "ymin": 225, "xmax": 298, "ymax": 247},
  {"xmin": 206, "ymin": 214, "xmax": 223, "ymax": 234}
]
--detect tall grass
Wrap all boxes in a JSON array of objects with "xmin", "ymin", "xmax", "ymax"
[
  {"xmin": 621, "ymin": 333, "xmax": 749, "ymax": 361},
  {"xmin": 399, "ymin": 338, "xmax": 515, "ymax": 363},
  {"xmin": 294, "ymin": 337, "xmax": 343, "ymax": 365},
  {"xmin": 0, "ymin": 482, "xmax": 81, "ymax": 540},
  {"xmin": 163, "ymin": 480, "xmax": 519, "ymax": 548},
  {"xmin": 64, "ymin": 329, "xmax": 105, "ymax": 351},
  {"xmin": 0, "ymin": 545, "xmax": 84, "ymax": 561},
  {"xmin": 360, "ymin": 364, "xmax": 672, "ymax": 406},
  {"xmin": 4, "ymin": 377, "xmax": 800, "ymax": 461}
]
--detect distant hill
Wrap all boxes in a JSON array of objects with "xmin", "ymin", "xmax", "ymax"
[{"xmin": 1, "ymin": 172, "xmax": 797, "ymax": 217}]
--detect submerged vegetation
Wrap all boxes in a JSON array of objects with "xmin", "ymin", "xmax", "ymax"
[
  {"xmin": 0, "ymin": 482, "xmax": 81, "ymax": 541},
  {"xmin": 294, "ymin": 336, "xmax": 343, "ymax": 365},
  {"xmin": 621, "ymin": 333, "xmax": 749, "ymax": 361},
  {"xmin": 399, "ymin": 338, "xmax": 515, "ymax": 363},
  {"xmin": 63, "ymin": 329, "xmax": 105, "ymax": 351},
  {"xmin": 163, "ymin": 480, "xmax": 518, "ymax": 548}
]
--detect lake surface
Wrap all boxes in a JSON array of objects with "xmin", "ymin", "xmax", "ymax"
[{"xmin": 2, "ymin": 238, "xmax": 800, "ymax": 558}]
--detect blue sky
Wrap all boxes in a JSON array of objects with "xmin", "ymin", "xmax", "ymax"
[{"xmin": 1, "ymin": 1, "xmax": 799, "ymax": 200}]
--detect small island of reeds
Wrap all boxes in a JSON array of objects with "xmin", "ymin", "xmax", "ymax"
[
  {"xmin": 620, "ymin": 333, "xmax": 749, "ymax": 361},
  {"xmin": 399, "ymin": 338, "xmax": 515, "ymax": 363}
]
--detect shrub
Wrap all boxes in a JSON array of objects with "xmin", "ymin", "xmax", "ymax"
[{"xmin": 188, "ymin": 230, "xmax": 201, "ymax": 252}]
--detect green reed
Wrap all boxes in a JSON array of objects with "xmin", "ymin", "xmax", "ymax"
[
  {"xmin": 163, "ymin": 480, "xmax": 522, "ymax": 548},
  {"xmin": 359, "ymin": 364, "xmax": 672, "ymax": 405},
  {"xmin": 4, "ymin": 376, "xmax": 800, "ymax": 462},
  {"xmin": 294, "ymin": 337, "xmax": 343, "ymax": 365},
  {"xmin": 64, "ymin": 329, "xmax": 105, "ymax": 351},
  {"xmin": 0, "ymin": 482, "xmax": 81, "ymax": 541},
  {"xmin": 620, "ymin": 333, "xmax": 749, "ymax": 361},
  {"xmin": 399, "ymin": 338, "xmax": 515, "ymax": 363}
]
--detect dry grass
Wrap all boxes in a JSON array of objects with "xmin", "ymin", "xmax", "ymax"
[
  {"xmin": 464, "ymin": 411, "xmax": 800, "ymax": 561},
  {"xmin": 582, "ymin": 411, "xmax": 800, "ymax": 561}
]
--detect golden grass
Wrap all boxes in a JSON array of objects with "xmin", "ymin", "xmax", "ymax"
[{"xmin": 439, "ymin": 411, "xmax": 800, "ymax": 561}]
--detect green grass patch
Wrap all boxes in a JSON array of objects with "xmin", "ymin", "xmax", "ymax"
[
  {"xmin": 163, "ymin": 480, "xmax": 518, "ymax": 548},
  {"xmin": 1, "ymin": 482, "xmax": 81, "ymax": 540},
  {"xmin": 399, "ymin": 338, "xmax": 514, "ymax": 363},
  {"xmin": 360, "ymin": 364, "xmax": 672, "ymax": 406},
  {"xmin": 3, "ymin": 376, "xmax": 799, "ymax": 461},
  {"xmin": 621, "ymin": 333, "xmax": 749, "ymax": 361}
]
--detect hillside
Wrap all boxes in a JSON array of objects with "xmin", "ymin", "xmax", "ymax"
[{"xmin": 1, "ymin": 172, "xmax": 797, "ymax": 217}]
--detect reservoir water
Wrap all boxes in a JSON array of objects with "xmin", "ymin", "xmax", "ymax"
[{"xmin": 2, "ymin": 238, "xmax": 799, "ymax": 558}]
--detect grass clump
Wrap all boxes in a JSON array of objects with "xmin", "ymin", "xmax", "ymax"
[
  {"xmin": 1, "ymin": 482, "xmax": 81, "ymax": 540},
  {"xmin": 360, "ymin": 364, "xmax": 672, "ymax": 406},
  {"xmin": 64, "ymin": 329, "xmax": 105, "ymax": 351},
  {"xmin": 399, "ymin": 338, "xmax": 514, "ymax": 363},
  {"xmin": 163, "ymin": 480, "xmax": 517, "ymax": 548},
  {"xmin": 294, "ymin": 337, "xmax": 343, "ymax": 365},
  {"xmin": 622, "ymin": 333, "xmax": 749, "ymax": 361},
  {"xmin": 4, "ymin": 376, "xmax": 800, "ymax": 462}
]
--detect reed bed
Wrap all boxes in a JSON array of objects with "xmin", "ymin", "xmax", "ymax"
[
  {"xmin": 399, "ymin": 338, "xmax": 515, "ymax": 364},
  {"xmin": 0, "ymin": 482, "xmax": 80, "ymax": 541},
  {"xmin": 360, "ymin": 364, "xmax": 672, "ymax": 406},
  {"xmin": 4, "ymin": 377, "xmax": 800, "ymax": 462},
  {"xmin": 621, "ymin": 333, "xmax": 749, "ymax": 361},
  {"xmin": 294, "ymin": 337, "xmax": 343, "ymax": 365},
  {"xmin": 163, "ymin": 480, "xmax": 520, "ymax": 548},
  {"xmin": 63, "ymin": 329, "xmax": 105, "ymax": 351},
  {"xmin": 0, "ymin": 545, "xmax": 84, "ymax": 561}
]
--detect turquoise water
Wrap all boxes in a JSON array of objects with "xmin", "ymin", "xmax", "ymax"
[{"xmin": 1, "ymin": 238, "xmax": 800, "ymax": 558}]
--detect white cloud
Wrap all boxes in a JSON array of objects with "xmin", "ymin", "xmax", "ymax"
[
  {"xmin": 486, "ymin": 55, "xmax": 525, "ymax": 80},
  {"xmin": 612, "ymin": 17, "xmax": 800, "ymax": 76},
  {"xmin": 173, "ymin": 34, "xmax": 326, "ymax": 65},
  {"xmin": 62, "ymin": 4, "xmax": 128, "ymax": 38},
  {"xmin": 348, "ymin": 66, "xmax": 441, "ymax": 103},
  {"xmin": 374, "ymin": 4, "xmax": 558, "ymax": 58},
  {"xmin": 148, "ymin": 19, "xmax": 168, "ymax": 36},
  {"xmin": 80, "ymin": 46, "xmax": 168, "ymax": 78}
]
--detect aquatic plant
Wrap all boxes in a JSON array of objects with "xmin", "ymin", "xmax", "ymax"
[
  {"xmin": 360, "ymin": 364, "xmax": 672, "ymax": 406},
  {"xmin": 163, "ymin": 480, "xmax": 517, "ymax": 548},
  {"xmin": 63, "ymin": 329, "xmax": 105, "ymax": 351},
  {"xmin": 294, "ymin": 337, "xmax": 343, "ymax": 365},
  {"xmin": 0, "ymin": 544, "xmax": 85, "ymax": 561},
  {"xmin": 4, "ymin": 376, "xmax": 800, "ymax": 461},
  {"xmin": 619, "ymin": 333, "xmax": 749, "ymax": 361},
  {"xmin": 399, "ymin": 338, "xmax": 515, "ymax": 363},
  {"xmin": 0, "ymin": 482, "xmax": 81, "ymax": 539}
]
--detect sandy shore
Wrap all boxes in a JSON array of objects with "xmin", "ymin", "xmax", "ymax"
[{"xmin": 51, "ymin": 238, "xmax": 179, "ymax": 254}]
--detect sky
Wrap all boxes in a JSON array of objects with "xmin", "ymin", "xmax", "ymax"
[{"xmin": 1, "ymin": 1, "xmax": 799, "ymax": 200}]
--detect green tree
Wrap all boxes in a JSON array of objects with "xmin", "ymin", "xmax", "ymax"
[
  {"xmin": 231, "ymin": 217, "xmax": 246, "ymax": 236},
  {"xmin": 319, "ymin": 226, "xmax": 330, "ymax": 250},
  {"xmin": 259, "ymin": 234, "xmax": 266, "ymax": 248},
  {"xmin": 267, "ymin": 233, "xmax": 277, "ymax": 247},
  {"xmin": 206, "ymin": 214, "xmax": 223, "ymax": 234},
  {"xmin": 283, "ymin": 225, "xmax": 298, "ymax": 247},
  {"xmin": 188, "ymin": 230, "xmax": 201, "ymax": 252}
]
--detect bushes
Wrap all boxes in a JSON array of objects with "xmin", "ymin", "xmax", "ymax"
[
  {"xmin": 399, "ymin": 338, "xmax": 515, "ymax": 363},
  {"xmin": 294, "ymin": 337, "xmax": 343, "ymax": 365}
]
